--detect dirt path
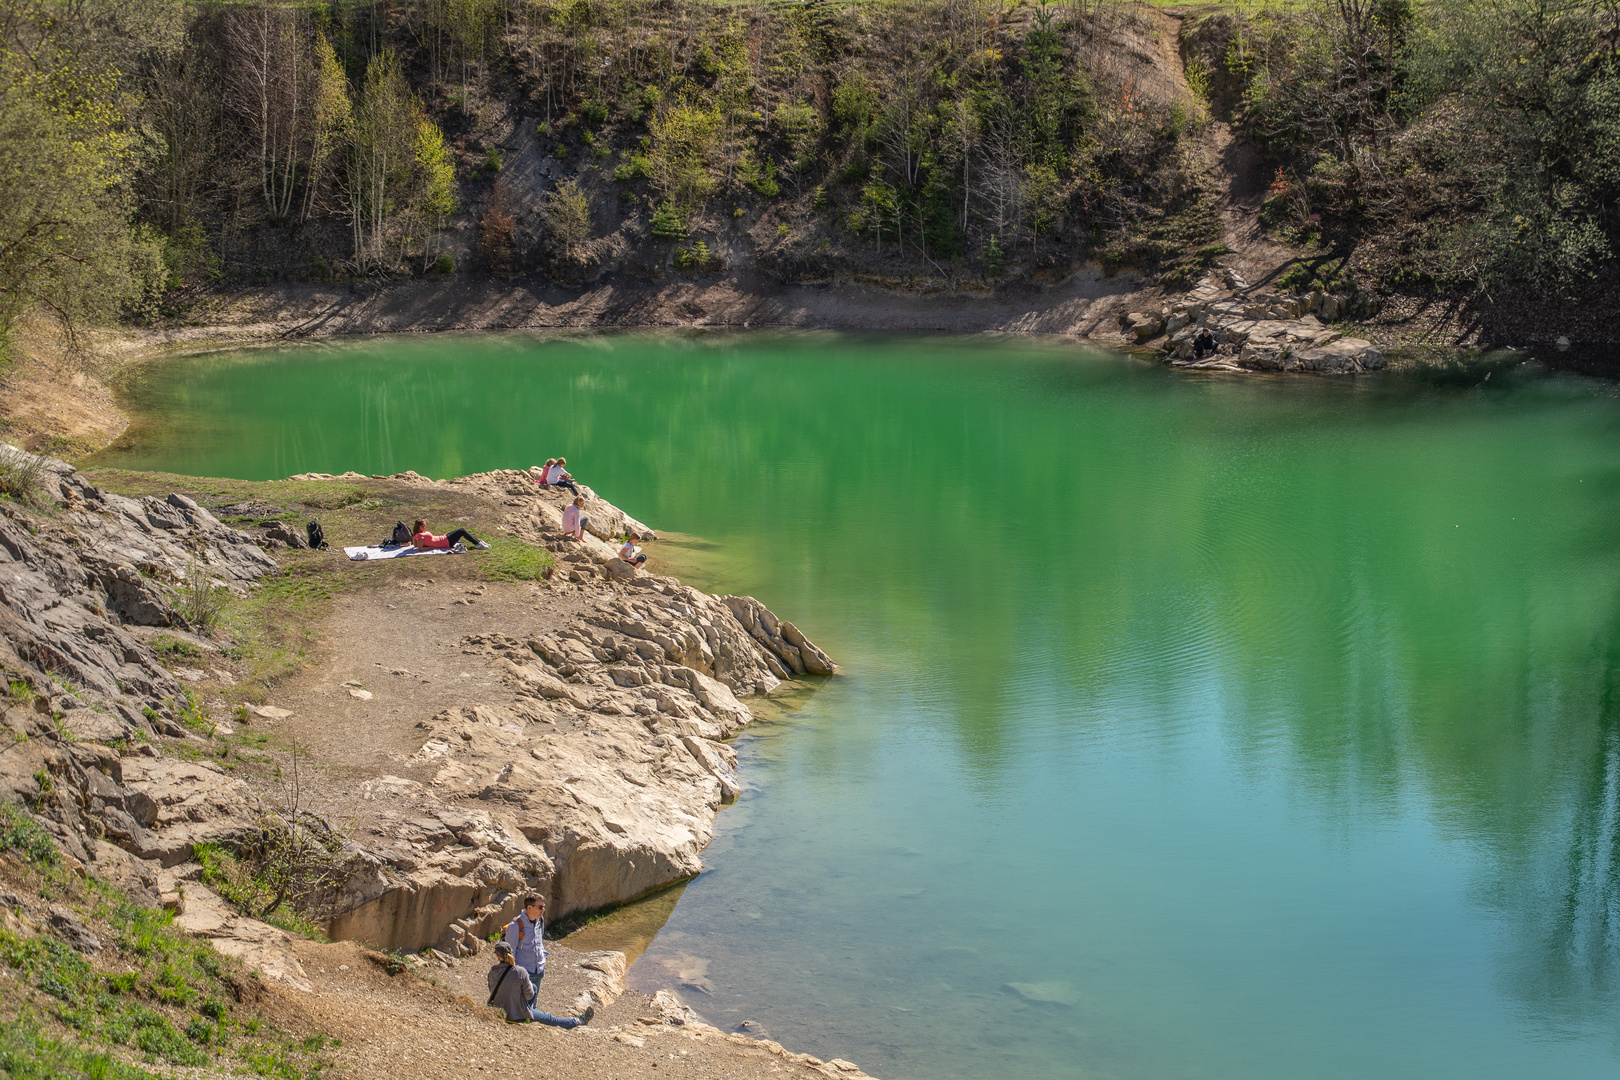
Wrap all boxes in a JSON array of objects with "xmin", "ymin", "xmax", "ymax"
[{"xmin": 261, "ymin": 938, "xmax": 846, "ymax": 1080}]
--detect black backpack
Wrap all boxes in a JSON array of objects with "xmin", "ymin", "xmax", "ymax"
[
  {"xmin": 388, "ymin": 520, "xmax": 413, "ymax": 547},
  {"xmin": 306, "ymin": 520, "xmax": 328, "ymax": 550}
]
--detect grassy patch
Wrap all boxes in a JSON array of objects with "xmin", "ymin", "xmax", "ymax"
[
  {"xmin": 0, "ymin": 1019, "xmax": 168, "ymax": 1079},
  {"xmin": 146, "ymin": 636, "xmax": 201, "ymax": 662},
  {"xmin": 0, "ymin": 809, "xmax": 340, "ymax": 1079},
  {"xmin": 193, "ymin": 844, "xmax": 327, "ymax": 941},
  {"xmin": 479, "ymin": 536, "xmax": 556, "ymax": 582},
  {"xmin": 0, "ymin": 803, "xmax": 60, "ymax": 867}
]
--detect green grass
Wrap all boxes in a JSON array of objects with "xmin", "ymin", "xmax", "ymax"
[
  {"xmin": 0, "ymin": 1019, "xmax": 169, "ymax": 1079},
  {"xmin": 193, "ymin": 844, "xmax": 328, "ymax": 941},
  {"xmin": 0, "ymin": 803, "xmax": 60, "ymax": 867},
  {"xmin": 146, "ymin": 636, "xmax": 202, "ymax": 662},
  {"xmin": 479, "ymin": 536, "xmax": 556, "ymax": 582},
  {"xmin": 0, "ymin": 806, "xmax": 341, "ymax": 1078}
]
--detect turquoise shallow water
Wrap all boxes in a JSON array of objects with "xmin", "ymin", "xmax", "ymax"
[{"xmin": 93, "ymin": 334, "xmax": 1620, "ymax": 1080}]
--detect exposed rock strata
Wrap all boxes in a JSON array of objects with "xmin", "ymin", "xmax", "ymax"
[{"xmin": 1126, "ymin": 269, "xmax": 1385, "ymax": 374}]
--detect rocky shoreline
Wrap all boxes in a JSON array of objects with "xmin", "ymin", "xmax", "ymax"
[
  {"xmin": 0, "ymin": 445, "xmax": 875, "ymax": 1078},
  {"xmin": 1125, "ymin": 269, "xmax": 1385, "ymax": 374}
]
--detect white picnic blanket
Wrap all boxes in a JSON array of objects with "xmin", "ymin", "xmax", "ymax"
[{"xmin": 343, "ymin": 544, "xmax": 456, "ymax": 561}]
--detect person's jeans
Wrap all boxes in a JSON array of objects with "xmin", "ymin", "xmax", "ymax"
[
  {"xmin": 553, "ymin": 479, "xmax": 581, "ymax": 497},
  {"xmin": 444, "ymin": 527, "xmax": 481, "ymax": 548},
  {"xmin": 523, "ymin": 967, "xmax": 579, "ymax": 1028}
]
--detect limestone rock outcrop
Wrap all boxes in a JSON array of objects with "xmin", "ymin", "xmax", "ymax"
[
  {"xmin": 301, "ymin": 471, "xmax": 838, "ymax": 950},
  {"xmin": 0, "ymin": 450, "xmax": 838, "ymax": 989},
  {"xmin": 1133, "ymin": 272, "xmax": 1385, "ymax": 374}
]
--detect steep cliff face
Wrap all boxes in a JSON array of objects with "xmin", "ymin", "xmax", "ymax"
[{"xmin": 0, "ymin": 449, "xmax": 836, "ymax": 960}]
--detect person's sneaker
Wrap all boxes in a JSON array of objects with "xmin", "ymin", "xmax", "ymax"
[
  {"xmin": 575, "ymin": 1005, "xmax": 595, "ymax": 1026},
  {"xmin": 474, "ymin": 540, "xmax": 490, "ymax": 550}
]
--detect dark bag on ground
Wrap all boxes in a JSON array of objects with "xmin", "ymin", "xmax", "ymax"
[
  {"xmin": 388, "ymin": 520, "xmax": 413, "ymax": 547},
  {"xmin": 306, "ymin": 520, "xmax": 328, "ymax": 550}
]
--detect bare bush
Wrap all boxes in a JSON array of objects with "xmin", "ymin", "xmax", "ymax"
[
  {"xmin": 171, "ymin": 558, "xmax": 226, "ymax": 635},
  {"xmin": 0, "ymin": 445, "xmax": 47, "ymax": 506}
]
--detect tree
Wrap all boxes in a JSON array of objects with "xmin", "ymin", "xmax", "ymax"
[
  {"xmin": 0, "ymin": 42, "xmax": 150, "ymax": 354},
  {"xmin": 302, "ymin": 32, "xmax": 352, "ymax": 224},
  {"xmin": 479, "ymin": 176, "xmax": 519, "ymax": 274},
  {"xmin": 224, "ymin": 0, "xmax": 310, "ymax": 222},
  {"xmin": 543, "ymin": 178, "xmax": 593, "ymax": 259},
  {"xmin": 410, "ymin": 114, "xmax": 457, "ymax": 269},
  {"xmin": 346, "ymin": 51, "xmax": 417, "ymax": 268}
]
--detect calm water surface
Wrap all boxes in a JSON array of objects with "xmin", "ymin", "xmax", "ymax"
[{"xmin": 94, "ymin": 334, "xmax": 1620, "ymax": 1080}]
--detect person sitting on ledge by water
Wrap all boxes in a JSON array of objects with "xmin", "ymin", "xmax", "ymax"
[
  {"xmin": 501, "ymin": 894, "xmax": 591, "ymax": 1028},
  {"xmin": 410, "ymin": 519, "xmax": 489, "ymax": 551},
  {"xmin": 561, "ymin": 496, "xmax": 588, "ymax": 542},
  {"xmin": 546, "ymin": 457, "xmax": 582, "ymax": 497},
  {"xmin": 619, "ymin": 535, "xmax": 647, "ymax": 567},
  {"xmin": 535, "ymin": 459, "xmax": 557, "ymax": 486},
  {"xmin": 1192, "ymin": 327, "xmax": 1217, "ymax": 360}
]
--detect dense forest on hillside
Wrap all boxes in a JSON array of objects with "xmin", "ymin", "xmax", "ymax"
[{"xmin": 0, "ymin": 0, "xmax": 1615, "ymax": 357}]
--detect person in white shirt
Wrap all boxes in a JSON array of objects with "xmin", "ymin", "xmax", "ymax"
[
  {"xmin": 546, "ymin": 457, "xmax": 581, "ymax": 497},
  {"xmin": 619, "ymin": 536, "xmax": 646, "ymax": 567}
]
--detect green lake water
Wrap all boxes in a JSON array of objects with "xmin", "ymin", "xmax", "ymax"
[{"xmin": 92, "ymin": 333, "xmax": 1620, "ymax": 1080}]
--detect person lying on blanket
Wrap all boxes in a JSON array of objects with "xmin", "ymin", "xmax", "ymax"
[{"xmin": 411, "ymin": 519, "xmax": 489, "ymax": 551}]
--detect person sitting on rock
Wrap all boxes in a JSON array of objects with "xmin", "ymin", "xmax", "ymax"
[
  {"xmin": 488, "ymin": 941, "xmax": 590, "ymax": 1028},
  {"xmin": 561, "ymin": 496, "xmax": 588, "ymax": 542},
  {"xmin": 1192, "ymin": 328, "xmax": 1217, "ymax": 359},
  {"xmin": 410, "ymin": 519, "xmax": 489, "ymax": 551},
  {"xmin": 546, "ymin": 458, "xmax": 581, "ymax": 497},
  {"xmin": 501, "ymin": 894, "xmax": 591, "ymax": 1028},
  {"xmin": 619, "ymin": 535, "xmax": 647, "ymax": 568},
  {"xmin": 533, "ymin": 459, "xmax": 557, "ymax": 486}
]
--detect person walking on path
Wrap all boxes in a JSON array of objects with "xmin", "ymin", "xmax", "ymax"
[
  {"xmin": 561, "ymin": 496, "xmax": 588, "ymax": 542},
  {"xmin": 411, "ymin": 519, "xmax": 489, "ymax": 551},
  {"xmin": 546, "ymin": 458, "xmax": 582, "ymax": 497},
  {"xmin": 502, "ymin": 894, "xmax": 590, "ymax": 1028}
]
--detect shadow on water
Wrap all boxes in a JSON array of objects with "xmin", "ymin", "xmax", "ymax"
[{"xmin": 561, "ymin": 881, "xmax": 691, "ymax": 966}]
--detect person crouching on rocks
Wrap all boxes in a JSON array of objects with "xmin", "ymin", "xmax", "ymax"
[
  {"xmin": 1192, "ymin": 327, "xmax": 1217, "ymax": 360},
  {"xmin": 411, "ymin": 519, "xmax": 489, "ymax": 551},
  {"xmin": 619, "ymin": 535, "xmax": 647, "ymax": 568},
  {"xmin": 502, "ymin": 894, "xmax": 591, "ymax": 1028},
  {"xmin": 561, "ymin": 496, "xmax": 588, "ymax": 542}
]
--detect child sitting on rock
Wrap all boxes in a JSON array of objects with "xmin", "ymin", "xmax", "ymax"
[
  {"xmin": 618, "ymin": 536, "xmax": 647, "ymax": 567},
  {"xmin": 561, "ymin": 497, "xmax": 588, "ymax": 542}
]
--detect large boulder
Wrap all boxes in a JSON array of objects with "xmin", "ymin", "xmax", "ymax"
[{"xmin": 1290, "ymin": 338, "xmax": 1385, "ymax": 373}]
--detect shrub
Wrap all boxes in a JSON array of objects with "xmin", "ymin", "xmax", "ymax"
[
  {"xmin": 650, "ymin": 200, "xmax": 689, "ymax": 240},
  {"xmin": 581, "ymin": 98, "xmax": 610, "ymax": 124},
  {"xmin": 434, "ymin": 253, "xmax": 454, "ymax": 275},
  {"xmin": 0, "ymin": 445, "xmax": 47, "ymax": 506},
  {"xmin": 170, "ymin": 561, "xmax": 225, "ymax": 636},
  {"xmin": 482, "ymin": 146, "xmax": 503, "ymax": 173},
  {"xmin": 0, "ymin": 802, "xmax": 59, "ymax": 866}
]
